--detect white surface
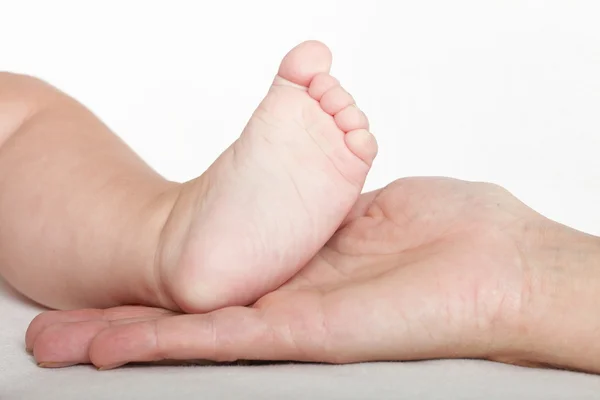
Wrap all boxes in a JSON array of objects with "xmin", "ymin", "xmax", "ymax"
[{"xmin": 2, "ymin": 0, "xmax": 600, "ymax": 398}]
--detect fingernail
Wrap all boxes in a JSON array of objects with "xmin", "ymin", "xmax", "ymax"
[
  {"xmin": 37, "ymin": 362, "xmax": 77, "ymax": 368},
  {"xmin": 97, "ymin": 363, "xmax": 126, "ymax": 371}
]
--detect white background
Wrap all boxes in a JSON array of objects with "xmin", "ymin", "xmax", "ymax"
[{"xmin": 1, "ymin": 0, "xmax": 599, "ymax": 234}]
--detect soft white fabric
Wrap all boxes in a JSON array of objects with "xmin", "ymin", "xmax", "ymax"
[{"xmin": 2, "ymin": 278, "xmax": 600, "ymax": 399}]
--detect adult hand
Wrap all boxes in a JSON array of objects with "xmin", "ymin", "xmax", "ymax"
[{"xmin": 26, "ymin": 177, "xmax": 600, "ymax": 372}]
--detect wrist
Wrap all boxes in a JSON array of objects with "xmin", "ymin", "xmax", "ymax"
[{"xmin": 499, "ymin": 219, "xmax": 600, "ymax": 372}]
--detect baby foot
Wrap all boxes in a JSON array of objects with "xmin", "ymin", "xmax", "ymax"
[{"xmin": 157, "ymin": 41, "xmax": 377, "ymax": 312}]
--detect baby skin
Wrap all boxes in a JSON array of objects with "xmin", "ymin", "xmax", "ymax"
[{"xmin": 0, "ymin": 41, "xmax": 377, "ymax": 313}]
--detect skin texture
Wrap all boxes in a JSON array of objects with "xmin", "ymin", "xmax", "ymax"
[
  {"xmin": 26, "ymin": 177, "xmax": 600, "ymax": 373},
  {"xmin": 0, "ymin": 41, "xmax": 377, "ymax": 313},
  {"xmin": 3, "ymin": 41, "xmax": 600, "ymax": 374},
  {"xmin": 0, "ymin": 72, "xmax": 174, "ymax": 310},
  {"xmin": 158, "ymin": 41, "xmax": 378, "ymax": 312}
]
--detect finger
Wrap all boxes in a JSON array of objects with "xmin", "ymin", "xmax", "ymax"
[
  {"xmin": 88, "ymin": 304, "xmax": 321, "ymax": 369},
  {"xmin": 34, "ymin": 320, "xmax": 110, "ymax": 367},
  {"xmin": 33, "ymin": 314, "xmax": 169, "ymax": 367},
  {"xmin": 26, "ymin": 306, "xmax": 174, "ymax": 353}
]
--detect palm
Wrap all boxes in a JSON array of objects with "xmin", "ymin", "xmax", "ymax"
[{"xmin": 27, "ymin": 178, "xmax": 540, "ymax": 369}]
